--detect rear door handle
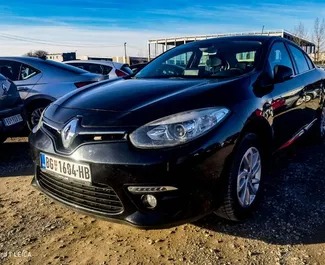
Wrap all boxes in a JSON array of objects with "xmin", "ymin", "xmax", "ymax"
[{"xmin": 18, "ymin": 87, "xmax": 30, "ymax": 92}]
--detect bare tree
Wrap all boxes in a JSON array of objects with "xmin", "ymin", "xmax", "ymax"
[
  {"xmin": 313, "ymin": 18, "xmax": 325, "ymax": 63},
  {"xmin": 292, "ymin": 22, "xmax": 308, "ymax": 46},
  {"xmin": 24, "ymin": 50, "xmax": 48, "ymax": 59}
]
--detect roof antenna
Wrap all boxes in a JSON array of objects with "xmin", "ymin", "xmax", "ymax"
[{"xmin": 262, "ymin": 25, "xmax": 265, "ymax": 34}]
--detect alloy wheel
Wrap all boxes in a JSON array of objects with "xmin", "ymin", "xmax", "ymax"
[
  {"xmin": 30, "ymin": 107, "xmax": 44, "ymax": 128},
  {"xmin": 236, "ymin": 147, "xmax": 262, "ymax": 208}
]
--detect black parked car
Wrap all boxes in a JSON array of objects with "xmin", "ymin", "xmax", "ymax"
[
  {"xmin": 29, "ymin": 36, "xmax": 325, "ymax": 228},
  {"xmin": 0, "ymin": 74, "xmax": 25, "ymax": 144}
]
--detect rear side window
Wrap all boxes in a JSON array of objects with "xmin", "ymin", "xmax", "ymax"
[
  {"xmin": 45, "ymin": 60, "xmax": 88, "ymax": 74},
  {"xmin": 87, "ymin": 64, "xmax": 102, "ymax": 74},
  {"xmin": 19, "ymin": 63, "xmax": 40, "ymax": 80},
  {"xmin": 304, "ymin": 54, "xmax": 314, "ymax": 70},
  {"xmin": 288, "ymin": 45, "xmax": 310, "ymax": 74},
  {"xmin": 68, "ymin": 63, "xmax": 85, "ymax": 70},
  {"xmin": 102, "ymin": 65, "xmax": 113, "ymax": 75}
]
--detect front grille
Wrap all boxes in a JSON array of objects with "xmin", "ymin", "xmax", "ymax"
[
  {"xmin": 37, "ymin": 170, "xmax": 124, "ymax": 215},
  {"xmin": 42, "ymin": 123, "xmax": 126, "ymax": 154}
]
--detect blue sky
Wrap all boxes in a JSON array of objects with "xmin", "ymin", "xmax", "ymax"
[{"xmin": 0, "ymin": 0, "xmax": 324, "ymax": 56}]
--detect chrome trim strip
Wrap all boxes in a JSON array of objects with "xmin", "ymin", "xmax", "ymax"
[
  {"xmin": 128, "ymin": 186, "xmax": 178, "ymax": 194},
  {"xmin": 305, "ymin": 118, "xmax": 318, "ymax": 131},
  {"xmin": 43, "ymin": 121, "xmax": 60, "ymax": 131},
  {"xmin": 79, "ymin": 131, "xmax": 126, "ymax": 135},
  {"xmin": 43, "ymin": 122, "xmax": 126, "ymax": 135}
]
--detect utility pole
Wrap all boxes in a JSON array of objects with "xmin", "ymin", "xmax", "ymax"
[
  {"xmin": 262, "ymin": 25, "xmax": 265, "ymax": 34},
  {"xmin": 124, "ymin": 42, "xmax": 127, "ymax": 64}
]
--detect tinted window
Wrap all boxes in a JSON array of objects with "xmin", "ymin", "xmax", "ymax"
[
  {"xmin": 87, "ymin": 64, "xmax": 102, "ymax": 74},
  {"xmin": 137, "ymin": 40, "xmax": 262, "ymax": 79},
  {"xmin": 288, "ymin": 45, "xmax": 309, "ymax": 74},
  {"xmin": 268, "ymin": 42, "xmax": 294, "ymax": 75},
  {"xmin": 0, "ymin": 60, "xmax": 21, "ymax": 81},
  {"xmin": 102, "ymin": 65, "xmax": 113, "ymax": 75},
  {"xmin": 19, "ymin": 63, "xmax": 40, "ymax": 80},
  {"xmin": 304, "ymin": 54, "xmax": 314, "ymax": 70},
  {"xmin": 45, "ymin": 60, "xmax": 88, "ymax": 74}
]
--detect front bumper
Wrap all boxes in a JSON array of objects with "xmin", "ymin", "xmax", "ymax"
[
  {"xmin": 29, "ymin": 122, "xmax": 238, "ymax": 229},
  {"xmin": 0, "ymin": 104, "xmax": 26, "ymax": 136}
]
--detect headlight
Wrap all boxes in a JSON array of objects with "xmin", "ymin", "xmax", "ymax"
[
  {"xmin": 130, "ymin": 107, "xmax": 230, "ymax": 149},
  {"xmin": 32, "ymin": 108, "xmax": 47, "ymax": 134}
]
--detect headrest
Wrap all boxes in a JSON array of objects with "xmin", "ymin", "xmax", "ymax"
[{"xmin": 206, "ymin": 55, "xmax": 222, "ymax": 67}]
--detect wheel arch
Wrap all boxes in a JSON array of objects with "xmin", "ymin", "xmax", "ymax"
[
  {"xmin": 24, "ymin": 94, "xmax": 56, "ymax": 111},
  {"xmin": 238, "ymin": 116, "xmax": 274, "ymax": 157}
]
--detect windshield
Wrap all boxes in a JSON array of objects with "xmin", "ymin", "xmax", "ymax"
[{"xmin": 136, "ymin": 40, "xmax": 262, "ymax": 79}]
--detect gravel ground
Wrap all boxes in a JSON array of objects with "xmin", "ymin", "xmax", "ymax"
[{"xmin": 1, "ymin": 137, "xmax": 325, "ymax": 265}]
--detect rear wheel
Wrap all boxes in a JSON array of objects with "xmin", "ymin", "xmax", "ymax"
[
  {"xmin": 310, "ymin": 104, "xmax": 325, "ymax": 142},
  {"xmin": 216, "ymin": 133, "xmax": 265, "ymax": 221},
  {"xmin": 27, "ymin": 102, "xmax": 51, "ymax": 131},
  {"xmin": 319, "ymin": 105, "xmax": 325, "ymax": 138}
]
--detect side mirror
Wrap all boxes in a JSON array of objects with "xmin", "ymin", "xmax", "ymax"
[{"xmin": 274, "ymin": 65, "xmax": 293, "ymax": 83}]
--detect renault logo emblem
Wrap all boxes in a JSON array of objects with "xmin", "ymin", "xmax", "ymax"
[{"xmin": 61, "ymin": 119, "xmax": 79, "ymax": 149}]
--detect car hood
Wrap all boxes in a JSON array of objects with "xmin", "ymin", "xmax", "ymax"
[{"xmin": 46, "ymin": 77, "xmax": 251, "ymax": 127}]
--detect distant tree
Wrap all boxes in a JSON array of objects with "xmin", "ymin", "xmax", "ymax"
[
  {"xmin": 313, "ymin": 18, "xmax": 325, "ymax": 63},
  {"xmin": 24, "ymin": 50, "xmax": 48, "ymax": 59},
  {"xmin": 25, "ymin": 51, "xmax": 34, "ymax": 57},
  {"xmin": 292, "ymin": 22, "xmax": 308, "ymax": 46}
]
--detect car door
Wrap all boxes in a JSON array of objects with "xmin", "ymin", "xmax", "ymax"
[
  {"xmin": 286, "ymin": 44, "xmax": 323, "ymax": 126},
  {"xmin": 267, "ymin": 41, "xmax": 307, "ymax": 149}
]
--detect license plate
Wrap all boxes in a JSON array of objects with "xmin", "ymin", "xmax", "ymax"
[
  {"xmin": 40, "ymin": 153, "xmax": 91, "ymax": 182},
  {"xmin": 3, "ymin": 114, "xmax": 23, "ymax": 126}
]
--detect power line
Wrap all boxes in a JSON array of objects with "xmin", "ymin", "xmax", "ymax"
[{"xmin": 0, "ymin": 32, "xmax": 123, "ymax": 48}]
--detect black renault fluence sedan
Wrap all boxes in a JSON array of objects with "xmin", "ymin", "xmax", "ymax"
[{"xmin": 29, "ymin": 36, "xmax": 325, "ymax": 228}]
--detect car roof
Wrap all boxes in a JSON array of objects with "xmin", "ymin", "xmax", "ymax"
[
  {"xmin": 65, "ymin": 60, "xmax": 115, "ymax": 66},
  {"xmin": 184, "ymin": 35, "xmax": 283, "ymax": 46},
  {"xmin": 0, "ymin": 56, "xmax": 47, "ymax": 63}
]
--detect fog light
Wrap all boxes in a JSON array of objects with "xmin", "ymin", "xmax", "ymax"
[{"xmin": 142, "ymin": 194, "xmax": 157, "ymax": 209}]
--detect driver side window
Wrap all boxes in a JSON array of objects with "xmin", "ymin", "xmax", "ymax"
[{"xmin": 268, "ymin": 42, "xmax": 294, "ymax": 75}]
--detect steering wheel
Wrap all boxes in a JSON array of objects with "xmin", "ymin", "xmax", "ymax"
[{"xmin": 156, "ymin": 64, "xmax": 184, "ymax": 76}]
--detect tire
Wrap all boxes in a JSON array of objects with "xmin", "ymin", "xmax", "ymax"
[
  {"xmin": 27, "ymin": 104, "xmax": 48, "ymax": 131},
  {"xmin": 311, "ymin": 104, "xmax": 325, "ymax": 142},
  {"xmin": 216, "ymin": 133, "xmax": 265, "ymax": 221}
]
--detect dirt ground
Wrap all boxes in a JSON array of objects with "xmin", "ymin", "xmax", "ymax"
[{"xmin": 1, "ymin": 137, "xmax": 325, "ymax": 265}]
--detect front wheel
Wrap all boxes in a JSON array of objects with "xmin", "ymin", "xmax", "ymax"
[{"xmin": 216, "ymin": 133, "xmax": 265, "ymax": 221}]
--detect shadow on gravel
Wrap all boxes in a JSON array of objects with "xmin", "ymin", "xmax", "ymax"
[
  {"xmin": 0, "ymin": 140, "xmax": 34, "ymax": 177},
  {"xmin": 196, "ymin": 138, "xmax": 325, "ymax": 245}
]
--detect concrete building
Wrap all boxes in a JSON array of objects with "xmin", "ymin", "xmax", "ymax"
[
  {"xmin": 148, "ymin": 30, "xmax": 316, "ymax": 60},
  {"xmin": 112, "ymin": 56, "xmax": 148, "ymax": 65},
  {"xmin": 47, "ymin": 52, "xmax": 76, "ymax": 62}
]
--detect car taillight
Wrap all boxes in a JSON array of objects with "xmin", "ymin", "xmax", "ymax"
[
  {"xmin": 74, "ymin": 81, "xmax": 96, "ymax": 88},
  {"xmin": 115, "ymin": 69, "xmax": 127, "ymax": 77}
]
